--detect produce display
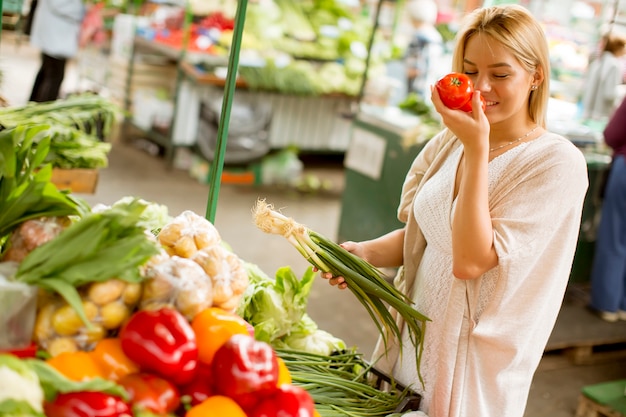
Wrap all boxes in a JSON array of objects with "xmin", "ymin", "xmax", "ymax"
[
  {"xmin": 0, "ymin": 94, "xmax": 119, "ymax": 169},
  {"xmin": 0, "ymin": 128, "xmax": 423, "ymax": 416}
]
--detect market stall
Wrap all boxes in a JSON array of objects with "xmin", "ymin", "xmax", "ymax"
[{"xmin": 101, "ymin": 0, "xmax": 403, "ymax": 165}]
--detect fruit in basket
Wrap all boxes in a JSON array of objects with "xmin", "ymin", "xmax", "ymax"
[
  {"xmin": 157, "ymin": 210, "xmax": 221, "ymax": 258},
  {"xmin": 119, "ymin": 308, "xmax": 198, "ymax": 386},
  {"xmin": 139, "ymin": 255, "xmax": 213, "ymax": 320}
]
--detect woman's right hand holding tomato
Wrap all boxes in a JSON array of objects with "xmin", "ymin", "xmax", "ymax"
[{"xmin": 433, "ymin": 73, "xmax": 490, "ymax": 156}]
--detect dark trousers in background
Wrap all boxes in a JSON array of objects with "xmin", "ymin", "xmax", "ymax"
[{"xmin": 29, "ymin": 53, "xmax": 67, "ymax": 102}]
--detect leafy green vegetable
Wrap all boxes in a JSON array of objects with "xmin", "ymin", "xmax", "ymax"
[
  {"xmin": 237, "ymin": 265, "xmax": 315, "ymax": 343},
  {"xmin": 0, "ymin": 94, "xmax": 119, "ymax": 169},
  {"xmin": 0, "ymin": 125, "xmax": 88, "ymax": 244},
  {"xmin": 273, "ymin": 314, "xmax": 346, "ymax": 356},
  {"xmin": 0, "ymin": 354, "xmax": 45, "ymax": 414},
  {"xmin": 24, "ymin": 358, "xmax": 128, "ymax": 402},
  {"xmin": 0, "ymin": 399, "xmax": 45, "ymax": 417}
]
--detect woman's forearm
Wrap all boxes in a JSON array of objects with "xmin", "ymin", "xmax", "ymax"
[
  {"xmin": 361, "ymin": 228, "xmax": 405, "ymax": 268},
  {"xmin": 452, "ymin": 151, "xmax": 498, "ymax": 279}
]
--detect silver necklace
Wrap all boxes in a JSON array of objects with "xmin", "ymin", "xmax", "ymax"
[{"xmin": 489, "ymin": 126, "xmax": 539, "ymax": 153}]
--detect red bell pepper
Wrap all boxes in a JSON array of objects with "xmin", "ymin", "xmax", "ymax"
[
  {"xmin": 0, "ymin": 342, "xmax": 38, "ymax": 358},
  {"xmin": 43, "ymin": 391, "xmax": 132, "ymax": 417},
  {"xmin": 178, "ymin": 362, "xmax": 215, "ymax": 408},
  {"xmin": 212, "ymin": 334, "xmax": 279, "ymax": 410},
  {"xmin": 250, "ymin": 384, "xmax": 316, "ymax": 417},
  {"xmin": 119, "ymin": 308, "xmax": 198, "ymax": 386},
  {"xmin": 118, "ymin": 372, "xmax": 180, "ymax": 414}
]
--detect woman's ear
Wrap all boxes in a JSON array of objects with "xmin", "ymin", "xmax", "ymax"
[{"xmin": 532, "ymin": 68, "xmax": 545, "ymax": 87}]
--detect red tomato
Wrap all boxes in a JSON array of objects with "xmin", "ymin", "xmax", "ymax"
[
  {"xmin": 435, "ymin": 73, "xmax": 474, "ymax": 110},
  {"xmin": 118, "ymin": 373, "xmax": 181, "ymax": 414}
]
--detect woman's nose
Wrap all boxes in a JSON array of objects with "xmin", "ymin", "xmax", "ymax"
[{"xmin": 473, "ymin": 76, "xmax": 491, "ymax": 92}]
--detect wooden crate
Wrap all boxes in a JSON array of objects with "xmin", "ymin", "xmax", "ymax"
[{"xmin": 51, "ymin": 169, "xmax": 99, "ymax": 194}]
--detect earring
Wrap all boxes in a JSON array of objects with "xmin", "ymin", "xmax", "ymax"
[{"xmin": 531, "ymin": 85, "xmax": 538, "ymax": 90}]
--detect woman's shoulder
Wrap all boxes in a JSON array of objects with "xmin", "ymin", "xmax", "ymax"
[{"xmin": 532, "ymin": 131, "xmax": 587, "ymax": 162}]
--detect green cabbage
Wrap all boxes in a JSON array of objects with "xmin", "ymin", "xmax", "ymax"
[
  {"xmin": 238, "ymin": 265, "xmax": 315, "ymax": 343},
  {"xmin": 0, "ymin": 354, "xmax": 44, "ymax": 415},
  {"xmin": 273, "ymin": 314, "xmax": 346, "ymax": 355}
]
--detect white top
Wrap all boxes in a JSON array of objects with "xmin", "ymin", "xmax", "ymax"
[
  {"xmin": 30, "ymin": 0, "xmax": 85, "ymax": 58},
  {"xmin": 581, "ymin": 51, "xmax": 624, "ymax": 121},
  {"xmin": 371, "ymin": 131, "xmax": 588, "ymax": 417}
]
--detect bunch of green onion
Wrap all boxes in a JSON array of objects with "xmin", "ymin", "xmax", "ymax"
[
  {"xmin": 252, "ymin": 199, "xmax": 430, "ymax": 384},
  {"xmin": 276, "ymin": 348, "xmax": 419, "ymax": 417}
]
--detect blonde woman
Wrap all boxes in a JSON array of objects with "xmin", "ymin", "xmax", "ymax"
[{"xmin": 323, "ymin": 5, "xmax": 588, "ymax": 416}]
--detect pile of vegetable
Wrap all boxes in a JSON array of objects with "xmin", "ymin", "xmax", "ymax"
[
  {"xmin": 0, "ymin": 127, "xmax": 425, "ymax": 415},
  {"xmin": 0, "ymin": 94, "xmax": 120, "ymax": 169},
  {"xmin": 0, "ymin": 306, "xmax": 319, "ymax": 417}
]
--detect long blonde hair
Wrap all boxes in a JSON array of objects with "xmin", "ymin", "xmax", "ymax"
[{"xmin": 451, "ymin": 5, "xmax": 550, "ymax": 127}]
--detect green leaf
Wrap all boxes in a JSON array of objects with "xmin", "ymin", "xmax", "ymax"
[
  {"xmin": 25, "ymin": 359, "xmax": 129, "ymax": 402},
  {"xmin": 0, "ymin": 399, "xmax": 45, "ymax": 417}
]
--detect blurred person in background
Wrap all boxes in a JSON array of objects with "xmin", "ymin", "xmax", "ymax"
[
  {"xmin": 405, "ymin": 0, "xmax": 443, "ymax": 99},
  {"xmin": 29, "ymin": 0, "xmax": 85, "ymax": 102},
  {"xmin": 580, "ymin": 33, "xmax": 626, "ymax": 121},
  {"xmin": 322, "ymin": 5, "xmax": 588, "ymax": 416},
  {"xmin": 589, "ymin": 96, "xmax": 626, "ymax": 322}
]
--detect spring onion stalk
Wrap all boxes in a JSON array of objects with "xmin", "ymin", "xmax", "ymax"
[
  {"xmin": 276, "ymin": 348, "xmax": 419, "ymax": 417},
  {"xmin": 253, "ymin": 199, "xmax": 430, "ymax": 385}
]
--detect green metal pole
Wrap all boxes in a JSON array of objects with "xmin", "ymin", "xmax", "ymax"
[{"xmin": 205, "ymin": 0, "xmax": 248, "ymax": 222}]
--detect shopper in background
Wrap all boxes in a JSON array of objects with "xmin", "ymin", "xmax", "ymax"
[
  {"xmin": 580, "ymin": 33, "xmax": 626, "ymax": 121},
  {"xmin": 405, "ymin": 0, "xmax": 443, "ymax": 99},
  {"xmin": 28, "ymin": 0, "xmax": 85, "ymax": 102},
  {"xmin": 589, "ymin": 96, "xmax": 626, "ymax": 322},
  {"xmin": 321, "ymin": 5, "xmax": 588, "ymax": 417}
]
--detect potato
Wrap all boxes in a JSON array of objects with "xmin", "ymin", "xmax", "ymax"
[
  {"xmin": 121, "ymin": 282, "xmax": 142, "ymax": 306},
  {"xmin": 47, "ymin": 337, "xmax": 78, "ymax": 357},
  {"xmin": 82, "ymin": 323, "xmax": 107, "ymax": 344},
  {"xmin": 51, "ymin": 305, "xmax": 85, "ymax": 336},
  {"xmin": 34, "ymin": 302, "xmax": 56, "ymax": 342},
  {"xmin": 100, "ymin": 302, "xmax": 130, "ymax": 329},
  {"xmin": 87, "ymin": 279, "xmax": 126, "ymax": 306}
]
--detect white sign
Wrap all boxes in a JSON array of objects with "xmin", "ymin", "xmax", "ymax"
[{"xmin": 344, "ymin": 128, "xmax": 386, "ymax": 180}]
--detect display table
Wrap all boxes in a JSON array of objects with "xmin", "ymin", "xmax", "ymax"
[{"xmin": 122, "ymin": 36, "xmax": 358, "ymax": 164}]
